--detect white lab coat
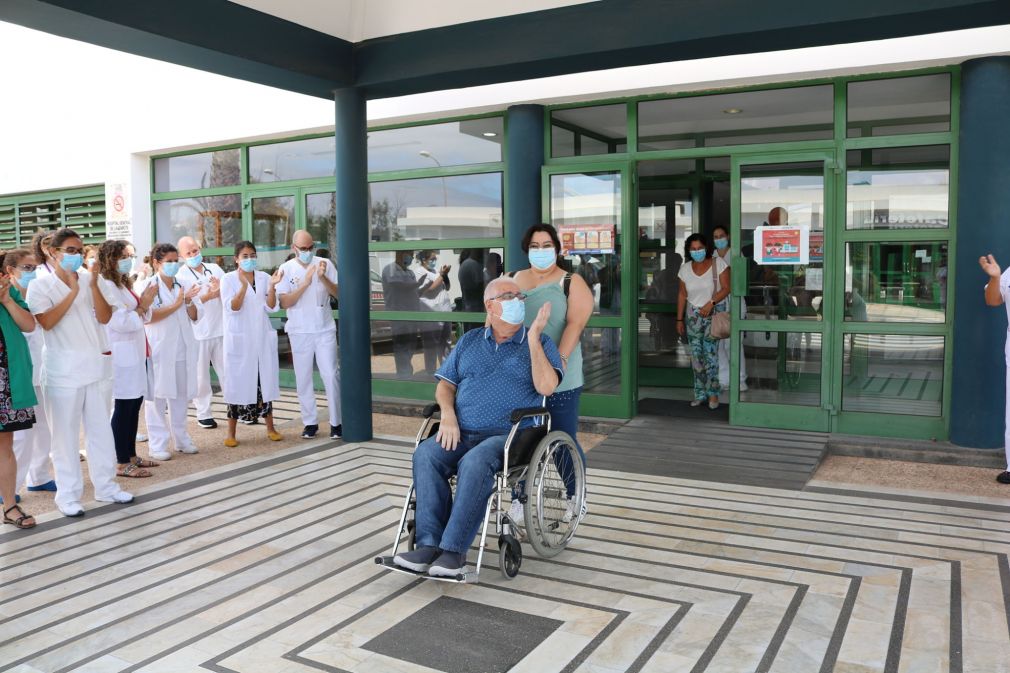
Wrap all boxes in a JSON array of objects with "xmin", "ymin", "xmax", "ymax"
[
  {"xmin": 98, "ymin": 278, "xmax": 153, "ymax": 400},
  {"xmin": 220, "ymin": 270, "xmax": 280, "ymax": 405},
  {"xmin": 139, "ymin": 274, "xmax": 198, "ymax": 400}
]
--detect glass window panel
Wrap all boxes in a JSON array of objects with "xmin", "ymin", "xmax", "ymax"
[
  {"xmin": 846, "ymin": 146, "xmax": 950, "ymax": 230},
  {"xmin": 305, "ymin": 192, "xmax": 336, "ymax": 259},
  {"xmin": 847, "ymin": 74, "xmax": 951, "ymax": 138},
  {"xmin": 581, "ymin": 327, "xmax": 622, "ymax": 394},
  {"xmin": 249, "ymin": 137, "xmax": 336, "ymax": 183},
  {"xmin": 154, "ymin": 149, "xmax": 240, "ymax": 193},
  {"xmin": 638, "ymin": 86, "xmax": 833, "ymax": 151},
  {"xmin": 367, "ymin": 118, "xmax": 503, "ymax": 173},
  {"xmin": 550, "ymin": 172, "xmax": 622, "ymax": 316},
  {"xmin": 371, "ymin": 318, "xmax": 465, "ymax": 381},
  {"xmin": 740, "ymin": 331, "xmax": 822, "ymax": 406},
  {"xmin": 155, "ymin": 194, "xmax": 242, "ymax": 249},
  {"xmin": 371, "ymin": 248, "xmax": 503, "ymax": 313},
  {"xmin": 550, "ymin": 104, "xmax": 627, "ymax": 158},
  {"xmin": 846, "ymin": 242, "xmax": 948, "ymax": 323},
  {"xmin": 842, "ymin": 334, "xmax": 944, "ymax": 416},
  {"xmin": 739, "ymin": 162, "xmax": 826, "ymax": 321},
  {"xmin": 369, "ymin": 173, "xmax": 503, "ymax": 241},
  {"xmin": 251, "ymin": 195, "xmax": 295, "ymax": 272}
]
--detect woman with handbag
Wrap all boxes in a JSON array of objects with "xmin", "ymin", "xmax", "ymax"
[{"xmin": 677, "ymin": 233, "xmax": 730, "ymax": 410}]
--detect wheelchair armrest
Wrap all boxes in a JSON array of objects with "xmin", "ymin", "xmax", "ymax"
[
  {"xmin": 510, "ymin": 407, "xmax": 550, "ymax": 424},
  {"xmin": 422, "ymin": 403, "xmax": 441, "ymax": 418}
]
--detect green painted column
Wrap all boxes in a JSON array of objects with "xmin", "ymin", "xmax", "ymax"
[
  {"xmin": 504, "ymin": 104, "xmax": 545, "ymax": 271},
  {"xmin": 335, "ymin": 87, "xmax": 373, "ymax": 442},
  {"xmin": 951, "ymin": 57, "xmax": 1010, "ymax": 449}
]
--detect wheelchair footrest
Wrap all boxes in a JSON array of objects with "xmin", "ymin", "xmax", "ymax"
[{"xmin": 374, "ymin": 555, "xmax": 475, "ymax": 583}]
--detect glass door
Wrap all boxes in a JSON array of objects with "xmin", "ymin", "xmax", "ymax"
[{"xmin": 729, "ymin": 152, "xmax": 837, "ymax": 432}]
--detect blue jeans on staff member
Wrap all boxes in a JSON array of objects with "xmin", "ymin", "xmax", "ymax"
[
  {"xmin": 547, "ymin": 386, "xmax": 586, "ymax": 498},
  {"xmin": 413, "ymin": 430, "xmax": 506, "ymax": 554}
]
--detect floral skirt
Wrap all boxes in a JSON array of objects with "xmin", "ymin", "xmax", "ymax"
[
  {"xmin": 0, "ymin": 329, "xmax": 35, "ymax": 433},
  {"xmin": 227, "ymin": 380, "xmax": 272, "ymax": 422}
]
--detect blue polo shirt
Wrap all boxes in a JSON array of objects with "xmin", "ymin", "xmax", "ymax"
[{"xmin": 435, "ymin": 326, "xmax": 564, "ymax": 434}]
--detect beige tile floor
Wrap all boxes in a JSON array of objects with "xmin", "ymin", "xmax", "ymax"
[{"xmin": 5, "ymin": 429, "xmax": 1010, "ymax": 672}]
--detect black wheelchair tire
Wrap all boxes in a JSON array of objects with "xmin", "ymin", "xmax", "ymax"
[{"xmin": 499, "ymin": 535, "xmax": 522, "ymax": 579}]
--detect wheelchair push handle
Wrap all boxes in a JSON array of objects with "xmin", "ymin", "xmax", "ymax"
[{"xmin": 509, "ymin": 407, "xmax": 550, "ymax": 424}]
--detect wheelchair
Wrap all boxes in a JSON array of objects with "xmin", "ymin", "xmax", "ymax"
[{"xmin": 375, "ymin": 403, "xmax": 586, "ymax": 583}]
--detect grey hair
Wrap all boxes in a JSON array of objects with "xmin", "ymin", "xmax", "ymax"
[{"xmin": 483, "ymin": 276, "xmax": 518, "ymax": 302}]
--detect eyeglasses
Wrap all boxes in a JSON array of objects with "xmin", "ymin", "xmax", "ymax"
[
  {"xmin": 293, "ymin": 244, "xmax": 314, "ymax": 253},
  {"xmin": 493, "ymin": 292, "xmax": 527, "ymax": 302},
  {"xmin": 15, "ymin": 264, "xmax": 36, "ymax": 273}
]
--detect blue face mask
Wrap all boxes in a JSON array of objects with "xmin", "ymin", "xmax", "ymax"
[
  {"xmin": 162, "ymin": 261, "xmax": 181, "ymax": 277},
  {"xmin": 117, "ymin": 259, "xmax": 133, "ymax": 275},
  {"xmin": 689, "ymin": 250, "xmax": 707, "ymax": 263},
  {"xmin": 401, "ymin": 254, "xmax": 413, "ymax": 266},
  {"xmin": 498, "ymin": 298, "xmax": 526, "ymax": 325},
  {"xmin": 18, "ymin": 271, "xmax": 36, "ymax": 288},
  {"xmin": 298, "ymin": 250, "xmax": 314, "ymax": 265},
  {"xmin": 528, "ymin": 248, "xmax": 557, "ymax": 270},
  {"xmin": 714, "ymin": 238, "xmax": 729, "ymax": 250},
  {"xmin": 186, "ymin": 253, "xmax": 203, "ymax": 268},
  {"xmin": 239, "ymin": 258, "xmax": 258, "ymax": 273},
  {"xmin": 60, "ymin": 253, "xmax": 83, "ymax": 273}
]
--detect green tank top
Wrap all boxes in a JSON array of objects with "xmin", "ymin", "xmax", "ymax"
[{"xmin": 523, "ymin": 275, "xmax": 584, "ymax": 392}]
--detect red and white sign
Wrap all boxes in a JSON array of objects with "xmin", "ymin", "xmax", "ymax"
[
  {"xmin": 104, "ymin": 182, "xmax": 133, "ymax": 241},
  {"xmin": 558, "ymin": 224, "xmax": 616, "ymax": 256}
]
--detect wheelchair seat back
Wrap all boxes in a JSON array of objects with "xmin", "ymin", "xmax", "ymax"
[{"xmin": 507, "ymin": 426, "xmax": 548, "ymax": 468}]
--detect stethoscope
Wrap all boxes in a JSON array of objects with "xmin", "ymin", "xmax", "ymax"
[{"xmin": 153, "ymin": 275, "xmax": 182, "ymax": 308}]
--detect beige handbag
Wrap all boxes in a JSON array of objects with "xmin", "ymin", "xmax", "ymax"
[{"xmin": 708, "ymin": 261, "xmax": 730, "ymax": 339}]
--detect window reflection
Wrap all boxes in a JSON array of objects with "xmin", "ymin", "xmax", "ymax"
[
  {"xmin": 551, "ymin": 104, "xmax": 628, "ymax": 158},
  {"xmin": 847, "ymin": 74, "xmax": 951, "ymax": 138},
  {"xmin": 367, "ymin": 118, "xmax": 503, "ymax": 173},
  {"xmin": 249, "ymin": 137, "xmax": 336, "ymax": 183},
  {"xmin": 846, "ymin": 242, "xmax": 947, "ymax": 323},
  {"xmin": 251, "ymin": 195, "xmax": 295, "ymax": 272},
  {"xmin": 369, "ymin": 174, "xmax": 503, "ymax": 241},
  {"xmin": 740, "ymin": 332, "xmax": 822, "ymax": 406},
  {"xmin": 154, "ymin": 149, "xmax": 240, "ymax": 193},
  {"xmin": 371, "ymin": 319, "xmax": 466, "ymax": 381},
  {"xmin": 306, "ymin": 192, "xmax": 336, "ymax": 259},
  {"xmin": 846, "ymin": 146, "xmax": 949, "ymax": 230},
  {"xmin": 370, "ymin": 248, "xmax": 503, "ymax": 314},
  {"xmin": 843, "ymin": 334, "xmax": 944, "ymax": 416},
  {"xmin": 155, "ymin": 195, "xmax": 242, "ymax": 250}
]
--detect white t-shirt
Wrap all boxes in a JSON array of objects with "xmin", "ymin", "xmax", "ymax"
[
  {"xmin": 27, "ymin": 270, "xmax": 110, "ymax": 387},
  {"xmin": 678, "ymin": 256, "xmax": 728, "ymax": 309},
  {"xmin": 275, "ymin": 257, "xmax": 338, "ymax": 334},
  {"xmin": 415, "ymin": 267, "xmax": 453, "ymax": 312},
  {"xmin": 178, "ymin": 261, "xmax": 225, "ymax": 341}
]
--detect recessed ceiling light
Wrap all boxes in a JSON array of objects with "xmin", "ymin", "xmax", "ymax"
[
  {"xmin": 723, "ymin": 108, "xmax": 743, "ymax": 114},
  {"xmin": 482, "ymin": 131, "xmax": 498, "ymax": 137}
]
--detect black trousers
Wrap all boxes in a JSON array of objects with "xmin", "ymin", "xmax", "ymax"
[{"xmin": 111, "ymin": 396, "xmax": 144, "ymax": 464}]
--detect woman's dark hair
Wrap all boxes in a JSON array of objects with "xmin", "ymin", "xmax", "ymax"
[
  {"xmin": 234, "ymin": 240, "xmax": 256, "ymax": 258},
  {"xmin": 0, "ymin": 248, "xmax": 32, "ymax": 275},
  {"xmin": 31, "ymin": 231, "xmax": 53, "ymax": 264},
  {"xmin": 50, "ymin": 227, "xmax": 82, "ymax": 250},
  {"xmin": 521, "ymin": 223, "xmax": 562, "ymax": 253},
  {"xmin": 712, "ymin": 225, "xmax": 729, "ymax": 239},
  {"xmin": 98, "ymin": 240, "xmax": 130, "ymax": 288},
  {"xmin": 684, "ymin": 233, "xmax": 713, "ymax": 261},
  {"xmin": 150, "ymin": 242, "xmax": 178, "ymax": 265}
]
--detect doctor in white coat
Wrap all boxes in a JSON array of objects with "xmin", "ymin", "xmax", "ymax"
[
  {"xmin": 140, "ymin": 243, "xmax": 201, "ymax": 461},
  {"xmin": 220, "ymin": 240, "xmax": 283, "ymax": 447},
  {"xmin": 982, "ymin": 253, "xmax": 1010, "ymax": 484},
  {"xmin": 177, "ymin": 236, "xmax": 226, "ymax": 429},
  {"xmin": 276, "ymin": 229, "xmax": 341, "ymax": 440}
]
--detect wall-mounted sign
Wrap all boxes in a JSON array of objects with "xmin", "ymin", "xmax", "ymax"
[
  {"xmin": 808, "ymin": 232, "xmax": 824, "ymax": 263},
  {"xmin": 559, "ymin": 224, "xmax": 615, "ymax": 256},
  {"xmin": 753, "ymin": 225, "xmax": 809, "ymax": 265},
  {"xmin": 104, "ymin": 182, "xmax": 133, "ymax": 241}
]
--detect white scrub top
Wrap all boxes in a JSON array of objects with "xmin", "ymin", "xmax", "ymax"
[
  {"xmin": 275, "ymin": 257, "xmax": 337, "ymax": 335},
  {"xmin": 178, "ymin": 261, "xmax": 225, "ymax": 341},
  {"xmin": 139, "ymin": 274, "xmax": 198, "ymax": 400}
]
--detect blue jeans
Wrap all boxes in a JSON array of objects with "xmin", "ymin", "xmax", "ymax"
[
  {"xmin": 547, "ymin": 386, "xmax": 586, "ymax": 498},
  {"xmin": 413, "ymin": 430, "xmax": 506, "ymax": 554}
]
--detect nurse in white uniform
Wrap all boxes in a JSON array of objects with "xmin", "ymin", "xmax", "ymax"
[
  {"xmin": 982, "ymin": 254, "xmax": 1010, "ymax": 483},
  {"xmin": 27, "ymin": 228, "xmax": 133, "ymax": 517},
  {"xmin": 177, "ymin": 236, "xmax": 226, "ymax": 429},
  {"xmin": 139, "ymin": 243, "xmax": 200, "ymax": 461},
  {"xmin": 276, "ymin": 229, "xmax": 341, "ymax": 440},
  {"xmin": 220, "ymin": 240, "xmax": 283, "ymax": 447},
  {"xmin": 712, "ymin": 225, "xmax": 748, "ymax": 393}
]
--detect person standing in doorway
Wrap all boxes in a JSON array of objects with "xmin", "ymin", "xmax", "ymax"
[
  {"xmin": 677, "ymin": 233, "xmax": 730, "ymax": 410},
  {"xmin": 981, "ymin": 253, "xmax": 1010, "ymax": 484},
  {"xmin": 176, "ymin": 236, "xmax": 226, "ymax": 430},
  {"xmin": 28, "ymin": 228, "xmax": 133, "ymax": 517},
  {"xmin": 416, "ymin": 250, "xmax": 452, "ymax": 375},
  {"xmin": 712, "ymin": 225, "xmax": 748, "ymax": 393},
  {"xmin": 276, "ymin": 230, "xmax": 342, "ymax": 440},
  {"xmin": 382, "ymin": 250, "xmax": 424, "ymax": 379}
]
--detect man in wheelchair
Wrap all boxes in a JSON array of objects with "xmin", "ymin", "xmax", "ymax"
[{"xmin": 393, "ymin": 276, "xmax": 564, "ymax": 577}]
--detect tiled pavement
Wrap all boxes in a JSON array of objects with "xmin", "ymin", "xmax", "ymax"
[{"xmin": 3, "ymin": 436, "xmax": 1010, "ymax": 673}]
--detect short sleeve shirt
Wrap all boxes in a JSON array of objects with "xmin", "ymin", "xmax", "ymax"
[
  {"xmin": 435, "ymin": 326, "xmax": 564, "ymax": 434},
  {"xmin": 276, "ymin": 258, "xmax": 338, "ymax": 334},
  {"xmin": 178, "ymin": 261, "xmax": 225, "ymax": 340},
  {"xmin": 678, "ymin": 256, "xmax": 728, "ymax": 309}
]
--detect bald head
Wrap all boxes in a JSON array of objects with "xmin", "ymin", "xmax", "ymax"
[
  {"xmin": 177, "ymin": 236, "xmax": 201, "ymax": 261},
  {"xmin": 292, "ymin": 230, "xmax": 314, "ymax": 248},
  {"xmin": 767, "ymin": 207, "xmax": 789, "ymax": 226}
]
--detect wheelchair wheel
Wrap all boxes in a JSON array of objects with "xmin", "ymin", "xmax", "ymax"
[
  {"xmin": 524, "ymin": 431, "xmax": 585, "ymax": 558},
  {"xmin": 499, "ymin": 534, "xmax": 522, "ymax": 579}
]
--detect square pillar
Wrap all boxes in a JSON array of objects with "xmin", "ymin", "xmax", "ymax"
[{"xmin": 504, "ymin": 104, "xmax": 545, "ymax": 272}]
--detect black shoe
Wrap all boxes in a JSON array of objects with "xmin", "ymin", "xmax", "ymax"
[
  {"xmin": 197, "ymin": 418, "xmax": 218, "ymax": 429},
  {"xmin": 393, "ymin": 545, "xmax": 440, "ymax": 572},
  {"xmin": 240, "ymin": 418, "xmax": 258, "ymax": 426},
  {"xmin": 301, "ymin": 424, "xmax": 319, "ymax": 439},
  {"xmin": 330, "ymin": 424, "xmax": 342, "ymax": 439},
  {"xmin": 428, "ymin": 550, "xmax": 467, "ymax": 577},
  {"xmin": 997, "ymin": 471, "xmax": 1010, "ymax": 484}
]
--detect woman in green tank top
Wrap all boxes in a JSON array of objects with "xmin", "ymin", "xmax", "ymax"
[{"xmin": 510, "ymin": 224, "xmax": 594, "ymax": 521}]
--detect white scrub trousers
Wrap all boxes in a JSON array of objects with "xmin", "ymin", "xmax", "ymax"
[
  {"xmin": 13, "ymin": 385, "xmax": 52, "ymax": 491},
  {"xmin": 193, "ymin": 336, "xmax": 225, "ymax": 421},
  {"xmin": 290, "ymin": 330, "xmax": 341, "ymax": 427},
  {"xmin": 45, "ymin": 379, "xmax": 121, "ymax": 509},
  {"xmin": 146, "ymin": 360, "xmax": 196, "ymax": 456}
]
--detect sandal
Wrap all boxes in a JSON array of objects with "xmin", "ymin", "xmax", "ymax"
[
  {"xmin": 267, "ymin": 431, "xmax": 283, "ymax": 442},
  {"xmin": 3, "ymin": 504, "xmax": 36, "ymax": 529},
  {"xmin": 131, "ymin": 457, "xmax": 159, "ymax": 468},
  {"xmin": 116, "ymin": 462, "xmax": 152, "ymax": 478}
]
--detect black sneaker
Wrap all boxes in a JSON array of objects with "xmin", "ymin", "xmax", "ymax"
[
  {"xmin": 240, "ymin": 418, "xmax": 258, "ymax": 425},
  {"xmin": 330, "ymin": 424, "xmax": 342, "ymax": 439},
  {"xmin": 197, "ymin": 418, "xmax": 218, "ymax": 429},
  {"xmin": 997, "ymin": 471, "xmax": 1010, "ymax": 484},
  {"xmin": 301, "ymin": 424, "xmax": 319, "ymax": 439},
  {"xmin": 428, "ymin": 550, "xmax": 467, "ymax": 577},
  {"xmin": 393, "ymin": 545, "xmax": 440, "ymax": 572}
]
